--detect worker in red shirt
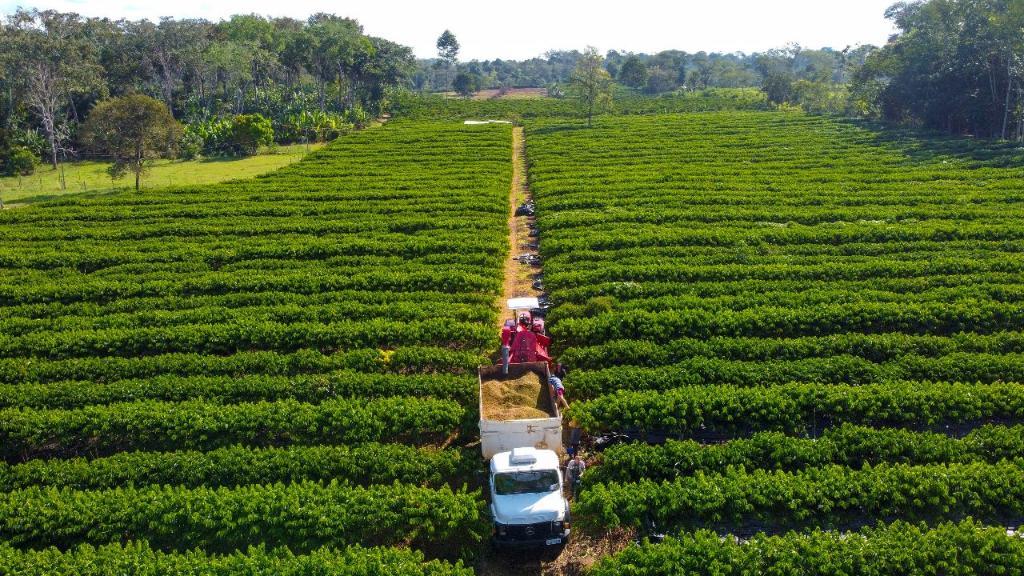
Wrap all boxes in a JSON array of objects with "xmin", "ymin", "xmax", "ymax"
[{"xmin": 510, "ymin": 315, "xmax": 539, "ymax": 363}]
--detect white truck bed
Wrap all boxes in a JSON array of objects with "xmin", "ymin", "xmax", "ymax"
[{"xmin": 478, "ymin": 361, "xmax": 562, "ymax": 460}]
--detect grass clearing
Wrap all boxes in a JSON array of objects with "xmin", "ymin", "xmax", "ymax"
[{"xmin": 0, "ymin": 143, "xmax": 324, "ymax": 205}]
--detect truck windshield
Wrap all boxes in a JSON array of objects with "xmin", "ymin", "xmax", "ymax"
[{"xmin": 493, "ymin": 470, "xmax": 560, "ymax": 495}]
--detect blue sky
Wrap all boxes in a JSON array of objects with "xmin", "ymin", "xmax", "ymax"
[{"xmin": 1, "ymin": 0, "xmax": 898, "ymax": 60}]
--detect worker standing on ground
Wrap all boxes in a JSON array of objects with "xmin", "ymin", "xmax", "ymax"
[{"xmin": 565, "ymin": 452, "xmax": 586, "ymax": 500}]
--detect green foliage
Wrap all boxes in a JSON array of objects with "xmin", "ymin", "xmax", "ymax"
[
  {"xmin": 0, "ymin": 443, "xmax": 472, "ymax": 491},
  {"xmin": 560, "ymin": 332, "xmax": 1024, "ymax": 372},
  {"xmin": 0, "ymin": 542, "xmax": 475, "ymax": 576},
  {"xmin": 183, "ymin": 118, "xmax": 234, "ymax": 156},
  {"xmin": 226, "ymin": 114, "xmax": 274, "ymax": 156},
  {"xmin": 0, "ymin": 116, "xmax": 522, "ymax": 566},
  {"xmin": 0, "ymin": 346, "xmax": 484, "ymax": 384},
  {"xmin": 0, "ymin": 371, "xmax": 476, "ymax": 409},
  {"xmin": 436, "ymin": 30, "xmax": 459, "ymax": 65},
  {"xmin": 530, "ymin": 111, "xmax": 1024, "ymax": 440},
  {"xmin": 576, "ymin": 461, "xmax": 1024, "ymax": 532},
  {"xmin": 177, "ymin": 130, "xmax": 204, "ymax": 160},
  {"xmin": 744, "ymin": 46, "xmax": 870, "ymax": 114},
  {"xmin": 0, "ymin": 129, "xmax": 39, "ymax": 176},
  {"xmin": 553, "ymin": 300, "xmax": 1024, "ymax": 345},
  {"xmin": 2, "ymin": 9, "xmax": 106, "ymax": 168},
  {"xmin": 853, "ymin": 0, "xmax": 1024, "ymax": 138},
  {"xmin": 7, "ymin": 129, "xmax": 47, "ymax": 158},
  {"xmin": 0, "ymin": 123, "xmax": 511, "ymax": 480},
  {"xmin": 0, "ymin": 121, "xmax": 511, "ymax": 565},
  {"xmin": 0, "ymin": 481, "xmax": 488, "ymax": 557},
  {"xmin": 391, "ymin": 88, "xmax": 767, "ymax": 120},
  {"xmin": 591, "ymin": 520, "xmax": 1024, "ymax": 575},
  {"xmin": 0, "ymin": 396, "xmax": 466, "ymax": 459},
  {"xmin": 278, "ymin": 109, "xmax": 353, "ymax": 143},
  {"xmin": 563, "ymin": 354, "xmax": 1024, "ymax": 399},
  {"xmin": 0, "ymin": 316, "xmax": 495, "ymax": 359},
  {"xmin": 1, "ymin": 10, "xmax": 413, "ymax": 159},
  {"xmin": 586, "ymin": 424, "xmax": 1024, "ymax": 485},
  {"xmin": 1, "ymin": 146, "xmax": 36, "ymax": 177},
  {"xmin": 80, "ymin": 94, "xmax": 183, "ymax": 189},
  {"xmin": 617, "ymin": 56, "xmax": 648, "ymax": 89},
  {"xmin": 570, "ymin": 46, "xmax": 613, "ymax": 126},
  {"xmin": 759, "ymin": 69, "xmax": 794, "ymax": 105},
  {"xmin": 452, "ymin": 72, "xmax": 481, "ymax": 97},
  {"xmin": 531, "ymin": 111, "xmax": 1024, "ymax": 556},
  {"xmin": 567, "ymin": 381, "xmax": 1024, "ymax": 436},
  {"xmin": 790, "ymin": 79, "xmax": 853, "ymax": 115}
]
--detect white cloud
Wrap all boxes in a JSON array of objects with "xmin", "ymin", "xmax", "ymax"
[{"xmin": 1, "ymin": 0, "xmax": 896, "ymax": 60}]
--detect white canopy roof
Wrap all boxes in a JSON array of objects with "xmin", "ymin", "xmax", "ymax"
[
  {"xmin": 507, "ymin": 297, "xmax": 540, "ymax": 311},
  {"xmin": 490, "ymin": 447, "xmax": 560, "ymax": 474}
]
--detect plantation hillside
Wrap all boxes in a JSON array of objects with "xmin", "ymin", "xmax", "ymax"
[
  {"xmin": 522, "ymin": 111, "xmax": 1024, "ymax": 565},
  {"xmin": 0, "ymin": 120, "xmax": 513, "ymax": 568},
  {"xmin": 1, "ymin": 105, "xmax": 1024, "ymax": 574}
]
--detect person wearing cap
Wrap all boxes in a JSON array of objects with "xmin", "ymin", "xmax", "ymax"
[
  {"xmin": 565, "ymin": 452, "xmax": 586, "ymax": 500},
  {"xmin": 516, "ymin": 314, "xmax": 531, "ymax": 331}
]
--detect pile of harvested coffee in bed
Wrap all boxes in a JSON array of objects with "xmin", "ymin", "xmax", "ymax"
[{"xmin": 481, "ymin": 371, "xmax": 550, "ymax": 420}]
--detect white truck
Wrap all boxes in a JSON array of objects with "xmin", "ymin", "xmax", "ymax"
[
  {"xmin": 489, "ymin": 446, "xmax": 571, "ymax": 548},
  {"xmin": 479, "ymin": 361, "xmax": 569, "ymax": 548}
]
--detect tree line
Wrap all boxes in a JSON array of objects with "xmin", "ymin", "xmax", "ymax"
[
  {"xmin": 412, "ymin": 45, "xmax": 866, "ymax": 98},
  {"xmin": 0, "ymin": 9, "xmax": 415, "ymax": 177},
  {"xmin": 422, "ymin": 0, "xmax": 1023, "ymax": 141},
  {"xmin": 748, "ymin": 0, "xmax": 1023, "ymax": 140},
  {"xmin": 1, "ymin": 0, "xmax": 1020, "ymax": 184},
  {"xmin": 854, "ymin": 0, "xmax": 1023, "ymax": 139}
]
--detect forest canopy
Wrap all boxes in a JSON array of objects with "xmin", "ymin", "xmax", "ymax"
[
  {"xmin": 852, "ymin": 0, "xmax": 1024, "ymax": 138},
  {"xmin": 0, "ymin": 9, "xmax": 415, "ymax": 169}
]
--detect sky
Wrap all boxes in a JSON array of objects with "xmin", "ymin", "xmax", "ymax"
[{"xmin": 1, "ymin": 0, "xmax": 898, "ymax": 60}]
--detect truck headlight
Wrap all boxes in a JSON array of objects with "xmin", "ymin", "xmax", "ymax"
[{"xmin": 496, "ymin": 523, "xmax": 507, "ymax": 536}]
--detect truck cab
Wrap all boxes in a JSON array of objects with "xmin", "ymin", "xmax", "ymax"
[{"xmin": 489, "ymin": 447, "xmax": 570, "ymax": 548}]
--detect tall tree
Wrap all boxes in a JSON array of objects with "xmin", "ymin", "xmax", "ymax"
[
  {"xmin": 453, "ymin": 71, "xmax": 481, "ymax": 97},
  {"xmin": 306, "ymin": 14, "xmax": 366, "ymax": 111},
  {"xmin": 854, "ymin": 0, "xmax": 1024, "ymax": 138},
  {"xmin": 90, "ymin": 18, "xmax": 158, "ymax": 99},
  {"xmin": 204, "ymin": 40, "xmax": 255, "ymax": 114},
  {"xmin": 279, "ymin": 21, "xmax": 314, "ymax": 88},
  {"xmin": 153, "ymin": 18, "xmax": 211, "ymax": 117},
  {"xmin": 0, "ymin": 9, "xmax": 414, "ymax": 157},
  {"xmin": 436, "ymin": 29, "xmax": 459, "ymax": 90},
  {"xmin": 618, "ymin": 56, "xmax": 648, "ymax": 89},
  {"xmin": 4, "ymin": 9, "xmax": 104, "ymax": 170},
  {"xmin": 81, "ymin": 94, "xmax": 182, "ymax": 191},
  {"xmin": 755, "ymin": 48, "xmax": 797, "ymax": 105},
  {"xmin": 360, "ymin": 37, "xmax": 415, "ymax": 112},
  {"xmin": 570, "ymin": 46, "xmax": 613, "ymax": 127}
]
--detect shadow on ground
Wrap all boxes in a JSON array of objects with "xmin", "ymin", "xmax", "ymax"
[{"xmin": 842, "ymin": 118, "xmax": 1024, "ymax": 167}]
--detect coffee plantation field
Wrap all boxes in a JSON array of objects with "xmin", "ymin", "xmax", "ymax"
[
  {"xmin": 3, "ymin": 105, "xmax": 1024, "ymax": 574},
  {"xmin": 526, "ymin": 111, "xmax": 1024, "ymax": 570},
  {"xmin": 394, "ymin": 87, "xmax": 767, "ymax": 121},
  {"xmin": 0, "ymin": 120, "xmax": 512, "ymax": 570}
]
